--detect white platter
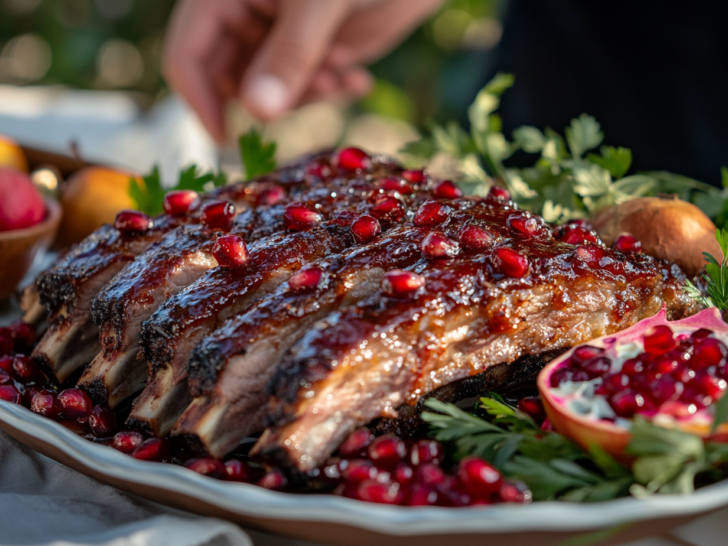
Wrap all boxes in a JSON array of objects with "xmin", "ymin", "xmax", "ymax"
[{"xmin": 2, "ymin": 400, "xmax": 728, "ymax": 546}]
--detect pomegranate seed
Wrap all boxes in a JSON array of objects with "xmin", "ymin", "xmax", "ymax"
[
  {"xmin": 132, "ymin": 437, "xmax": 168, "ymax": 461},
  {"xmin": 691, "ymin": 328, "xmax": 713, "ymax": 340},
  {"xmin": 653, "ymin": 355, "xmax": 679, "ymax": 375},
  {"xmin": 407, "ymin": 484, "xmax": 439, "ymax": 506},
  {"xmin": 224, "ymin": 459, "xmax": 255, "ymax": 482},
  {"xmin": 306, "ymin": 162, "xmax": 332, "ymax": 180},
  {"xmin": 0, "ymin": 355, "xmax": 12, "ymax": 373},
  {"xmin": 573, "ymin": 245, "xmax": 608, "ymax": 267},
  {"xmin": 572, "ymin": 345, "xmax": 605, "ymax": 365},
  {"xmin": 694, "ymin": 371, "xmax": 727, "ymax": 398},
  {"xmin": 30, "ymin": 390, "xmax": 60, "ymax": 419},
  {"xmin": 693, "ymin": 337, "xmax": 728, "ymax": 368},
  {"xmin": 508, "ymin": 214, "xmax": 541, "ymax": 237},
  {"xmin": 409, "ymin": 440, "xmax": 444, "ymax": 466},
  {"xmin": 367, "ymin": 435, "xmax": 406, "ymax": 469},
  {"xmin": 492, "ymin": 247, "xmax": 529, "ymax": 278},
  {"xmin": 288, "ymin": 266, "xmax": 323, "ymax": 291},
  {"xmin": 112, "ymin": 431, "xmax": 144, "ymax": 453},
  {"xmin": 393, "ymin": 463, "xmax": 414, "ymax": 485},
  {"xmin": 567, "ymin": 218, "xmax": 592, "ymax": 229},
  {"xmin": 57, "ymin": 388, "xmax": 93, "ymax": 419},
  {"xmin": 0, "ymin": 369, "xmax": 10, "ymax": 385},
  {"xmin": 0, "ymin": 328, "xmax": 12, "ymax": 355},
  {"xmin": 370, "ymin": 196, "xmax": 405, "ymax": 222},
  {"xmin": 20, "ymin": 385, "xmax": 40, "ymax": 408},
  {"xmin": 163, "ymin": 190, "xmax": 198, "ymax": 215},
  {"xmin": 550, "ymin": 367, "xmax": 590, "ymax": 387},
  {"xmin": 350, "ymin": 214, "xmax": 381, "ymax": 244},
  {"xmin": 213, "ymin": 234, "xmax": 249, "ymax": 269},
  {"xmin": 421, "ymin": 232, "xmax": 460, "ymax": 259},
  {"xmin": 9, "ymin": 322, "xmax": 34, "ymax": 351},
  {"xmin": 115, "ymin": 210, "xmax": 152, "ymax": 233},
  {"xmin": 673, "ymin": 363, "xmax": 696, "ymax": 384},
  {"xmin": 415, "ymin": 463, "xmax": 445, "ymax": 485},
  {"xmin": 435, "ymin": 477, "xmax": 472, "ymax": 507},
  {"xmin": 458, "ymin": 224, "xmax": 493, "ymax": 251},
  {"xmin": 486, "ymin": 186, "xmax": 511, "ymax": 202},
  {"xmin": 382, "ymin": 270, "xmax": 425, "ymax": 298},
  {"xmin": 184, "ymin": 457, "xmax": 226, "ymax": 479},
  {"xmin": 343, "ymin": 459, "xmax": 378, "ymax": 483},
  {"xmin": 556, "ymin": 225, "xmax": 598, "ymax": 245},
  {"xmin": 517, "ymin": 397, "xmax": 546, "ymax": 424},
  {"xmin": 622, "ymin": 357, "xmax": 645, "ymax": 376},
  {"xmin": 649, "ymin": 376, "xmax": 684, "ymax": 404},
  {"xmin": 379, "ymin": 177, "xmax": 414, "ymax": 195},
  {"xmin": 11, "ymin": 355, "xmax": 39, "ymax": 383},
  {"xmin": 613, "ymin": 234, "xmax": 642, "ymax": 253},
  {"xmin": 257, "ymin": 185, "xmax": 286, "ymax": 206},
  {"xmin": 582, "ymin": 357, "xmax": 612, "ymax": 378},
  {"xmin": 457, "ymin": 457, "xmax": 502, "ymax": 498},
  {"xmin": 0, "ymin": 385, "xmax": 20, "ymax": 403},
  {"xmin": 643, "ymin": 325, "xmax": 677, "ymax": 355},
  {"xmin": 336, "ymin": 147, "xmax": 371, "ymax": 171},
  {"xmin": 433, "ymin": 180, "xmax": 463, "ymax": 199},
  {"xmin": 258, "ymin": 469, "xmax": 288, "ymax": 490},
  {"xmin": 201, "ymin": 200, "xmax": 236, "ymax": 231},
  {"xmin": 402, "ymin": 169, "xmax": 426, "ymax": 184},
  {"xmin": 609, "ymin": 390, "xmax": 646, "ymax": 418},
  {"xmin": 541, "ymin": 419, "xmax": 554, "ymax": 431},
  {"xmin": 339, "ymin": 428, "xmax": 374, "ymax": 458},
  {"xmin": 600, "ymin": 373, "xmax": 631, "ymax": 394},
  {"xmin": 355, "ymin": 480, "xmax": 404, "ymax": 504},
  {"xmin": 498, "ymin": 480, "xmax": 532, "ymax": 503},
  {"xmin": 89, "ymin": 405, "xmax": 117, "ymax": 437},
  {"xmin": 283, "ymin": 202, "xmax": 323, "ymax": 230},
  {"xmin": 681, "ymin": 386, "xmax": 713, "ymax": 408},
  {"xmin": 414, "ymin": 200, "xmax": 451, "ymax": 227}
]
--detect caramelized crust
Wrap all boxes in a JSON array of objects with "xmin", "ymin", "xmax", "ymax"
[{"xmin": 252, "ymin": 202, "xmax": 698, "ymax": 471}]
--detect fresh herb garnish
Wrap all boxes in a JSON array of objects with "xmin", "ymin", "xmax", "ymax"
[
  {"xmin": 690, "ymin": 228, "xmax": 728, "ymax": 311},
  {"xmin": 129, "ymin": 164, "xmax": 227, "ymax": 216},
  {"xmin": 401, "ymin": 73, "xmax": 723, "ymax": 224},
  {"xmin": 423, "ymin": 395, "xmax": 728, "ymax": 501},
  {"xmin": 239, "ymin": 127, "xmax": 277, "ymax": 180}
]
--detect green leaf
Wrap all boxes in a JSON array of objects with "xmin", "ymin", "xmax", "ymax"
[
  {"xmin": 399, "ymin": 136, "xmax": 437, "ymax": 163},
  {"xmin": 130, "ymin": 166, "xmax": 165, "ymax": 216},
  {"xmin": 587, "ymin": 146, "xmax": 632, "ymax": 179},
  {"xmin": 482, "ymin": 72, "xmax": 515, "ymax": 96},
  {"xmin": 572, "ymin": 163, "xmax": 612, "ymax": 198},
  {"xmin": 565, "ymin": 114, "xmax": 603, "ymax": 159},
  {"xmin": 685, "ymin": 279, "xmax": 715, "ymax": 309},
  {"xmin": 239, "ymin": 127, "xmax": 277, "ymax": 180},
  {"xmin": 712, "ymin": 390, "xmax": 728, "ymax": 433},
  {"xmin": 722, "ymin": 166, "xmax": 728, "ymax": 189},
  {"xmin": 513, "ymin": 126, "xmax": 546, "ymax": 154}
]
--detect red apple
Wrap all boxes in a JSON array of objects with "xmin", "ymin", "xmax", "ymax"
[{"xmin": 0, "ymin": 167, "xmax": 46, "ymax": 231}]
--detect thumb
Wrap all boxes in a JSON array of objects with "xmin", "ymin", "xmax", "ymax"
[{"xmin": 242, "ymin": 0, "xmax": 350, "ymax": 120}]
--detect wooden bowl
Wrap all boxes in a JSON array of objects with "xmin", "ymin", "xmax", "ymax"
[{"xmin": 0, "ymin": 198, "xmax": 61, "ymax": 299}]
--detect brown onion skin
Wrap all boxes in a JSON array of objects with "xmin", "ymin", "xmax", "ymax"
[{"xmin": 591, "ymin": 196, "xmax": 722, "ymax": 277}]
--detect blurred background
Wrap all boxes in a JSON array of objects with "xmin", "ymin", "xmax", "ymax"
[{"xmin": 0, "ymin": 0, "xmax": 505, "ymax": 173}]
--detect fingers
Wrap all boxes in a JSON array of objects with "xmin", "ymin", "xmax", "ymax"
[
  {"xmin": 163, "ymin": 0, "xmax": 252, "ymax": 142},
  {"xmin": 299, "ymin": 65, "xmax": 373, "ymax": 105},
  {"xmin": 241, "ymin": 0, "xmax": 351, "ymax": 120}
]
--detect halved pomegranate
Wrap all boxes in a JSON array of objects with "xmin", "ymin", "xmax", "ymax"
[{"xmin": 538, "ymin": 308, "xmax": 728, "ymax": 460}]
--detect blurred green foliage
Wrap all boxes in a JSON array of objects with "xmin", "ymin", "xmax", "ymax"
[{"xmin": 0, "ymin": 0, "xmax": 504, "ymax": 124}]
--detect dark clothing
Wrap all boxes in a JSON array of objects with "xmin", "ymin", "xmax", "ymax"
[{"xmin": 493, "ymin": 0, "xmax": 728, "ymax": 186}]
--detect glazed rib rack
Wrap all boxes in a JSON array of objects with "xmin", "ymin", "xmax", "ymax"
[{"xmin": 27, "ymin": 148, "xmax": 698, "ymax": 476}]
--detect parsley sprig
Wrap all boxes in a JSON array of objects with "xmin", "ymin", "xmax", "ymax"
[
  {"xmin": 688, "ymin": 228, "xmax": 728, "ymax": 311},
  {"xmin": 129, "ymin": 165, "xmax": 227, "ymax": 216},
  {"xmin": 402, "ymin": 73, "xmax": 723, "ymax": 224},
  {"xmin": 239, "ymin": 127, "xmax": 277, "ymax": 180},
  {"xmin": 423, "ymin": 395, "xmax": 728, "ymax": 502}
]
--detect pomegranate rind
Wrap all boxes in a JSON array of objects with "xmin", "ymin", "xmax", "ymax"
[{"xmin": 538, "ymin": 307, "xmax": 728, "ymax": 461}]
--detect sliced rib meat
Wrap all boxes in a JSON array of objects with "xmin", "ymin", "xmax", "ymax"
[
  {"xmin": 31, "ymin": 160, "xmax": 327, "ymax": 383},
  {"xmin": 173, "ymin": 224, "xmax": 432, "ymax": 457},
  {"xmin": 130, "ymin": 165, "xmax": 435, "ymax": 435},
  {"xmin": 252, "ymin": 205, "xmax": 699, "ymax": 472}
]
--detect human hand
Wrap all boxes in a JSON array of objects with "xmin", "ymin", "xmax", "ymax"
[{"xmin": 163, "ymin": 0, "xmax": 445, "ymax": 142}]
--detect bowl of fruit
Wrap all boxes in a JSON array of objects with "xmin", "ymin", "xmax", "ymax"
[{"xmin": 0, "ymin": 138, "xmax": 62, "ymax": 300}]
